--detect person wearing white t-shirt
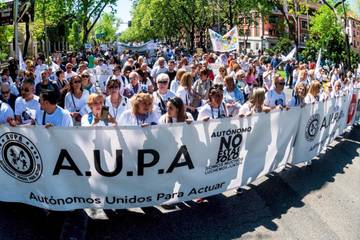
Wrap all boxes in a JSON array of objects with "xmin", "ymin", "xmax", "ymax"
[
  {"xmin": 64, "ymin": 75, "xmax": 90, "ymax": 125},
  {"xmin": 330, "ymin": 80, "xmax": 343, "ymax": 98},
  {"xmin": 170, "ymin": 69, "xmax": 186, "ymax": 94},
  {"xmin": 238, "ymin": 87, "xmax": 271, "ymax": 117},
  {"xmin": 104, "ymin": 79, "xmax": 129, "ymax": 125},
  {"xmin": 14, "ymin": 79, "xmax": 40, "ymax": 125},
  {"xmin": 35, "ymin": 90, "xmax": 73, "ymax": 127},
  {"xmin": 198, "ymin": 84, "xmax": 228, "ymax": 121},
  {"xmin": 264, "ymin": 75, "xmax": 286, "ymax": 109},
  {"xmin": 150, "ymin": 57, "xmax": 168, "ymax": 81},
  {"xmin": 153, "ymin": 73, "xmax": 176, "ymax": 118},
  {"xmin": 159, "ymin": 97, "xmax": 193, "ymax": 124},
  {"xmin": 95, "ymin": 58, "xmax": 112, "ymax": 93},
  {"xmin": 106, "ymin": 65, "xmax": 129, "ymax": 95},
  {"xmin": 119, "ymin": 92, "xmax": 159, "ymax": 126},
  {"xmin": 304, "ymin": 80, "xmax": 322, "ymax": 104},
  {"xmin": 0, "ymin": 100, "xmax": 14, "ymax": 124},
  {"xmin": 81, "ymin": 93, "xmax": 117, "ymax": 126},
  {"xmin": 64, "ymin": 63, "xmax": 77, "ymax": 82},
  {"xmin": 34, "ymin": 57, "xmax": 49, "ymax": 85}
]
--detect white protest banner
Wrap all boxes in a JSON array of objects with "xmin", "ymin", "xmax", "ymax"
[
  {"xmin": 291, "ymin": 96, "xmax": 349, "ymax": 165},
  {"xmin": 0, "ymin": 109, "xmax": 300, "ymax": 211},
  {"xmin": 209, "ymin": 27, "xmax": 239, "ymax": 53},
  {"xmin": 352, "ymin": 88, "xmax": 360, "ymax": 124}
]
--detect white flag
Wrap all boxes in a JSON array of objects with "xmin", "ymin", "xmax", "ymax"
[
  {"xmin": 282, "ymin": 47, "xmax": 296, "ymax": 62},
  {"xmin": 18, "ymin": 48, "xmax": 26, "ymax": 71},
  {"xmin": 314, "ymin": 49, "xmax": 322, "ymax": 76}
]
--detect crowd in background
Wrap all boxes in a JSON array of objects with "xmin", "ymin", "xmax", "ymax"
[{"xmin": 0, "ymin": 46, "xmax": 359, "ymax": 127}]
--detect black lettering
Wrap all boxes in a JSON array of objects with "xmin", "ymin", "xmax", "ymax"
[
  {"xmin": 231, "ymin": 134, "xmax": 242, "ymax": 148},
  {"xmin": 219, "ymin": 136, "xmax": 231, "ymax": 151},
  {"xmin": 94, "ymin": 150, "xmax": 123, "ymax": 177},
  {"xmin": 53, "ymin": 149, "xmax": 83, "ymax": 176},
  {"xmin": 166, "ymin": 145, "xmax": 194, "ymax": 173},
  {"xmin": 138, "ymin": 149, "xmax": 159, "ymax": 176}
]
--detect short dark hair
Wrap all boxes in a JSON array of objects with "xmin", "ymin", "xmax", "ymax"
[
  {"xmin": 40, "ymin": 89, "xmax": 59, "ymax": 105},
  {"xmin": 56, "ymin": 69, "xmax": 64, "ymax": 77},
  {"xmin": 22, "ymin": 78, "xmax": 35, "ymax": 86},
  {"xmin": 200, "ymin": 68, "xmax": 208, "ymax": 77}
]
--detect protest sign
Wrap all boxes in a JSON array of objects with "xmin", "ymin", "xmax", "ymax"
[{"xmin": 0, "ymin": 109, "xmax": 300, "ymax": 210}]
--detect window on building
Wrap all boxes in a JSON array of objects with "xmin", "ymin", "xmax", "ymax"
[
  {"xmin": 246, "ymin": 43, "xmax": 251, "ymax": 49},
  {"xmin": 255, "ymin": 43, "xmax": 259, "ymax": 49},
  {"xmin": 301, "ymin": 20, "xmax": 307, "ymax": 29}
]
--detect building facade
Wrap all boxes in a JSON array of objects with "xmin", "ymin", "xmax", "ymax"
[{"xmin": 347, "ymin": 15, "xmax": 360, "ymax": 54}]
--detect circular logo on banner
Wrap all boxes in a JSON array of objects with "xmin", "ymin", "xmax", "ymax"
[
  {"xmin": 0, "ymin": 133, "xmax": 43, "ymax": 183},
  {"xmin": 305, "ymin": 114, "xmax": 321, "ymax": 142}
]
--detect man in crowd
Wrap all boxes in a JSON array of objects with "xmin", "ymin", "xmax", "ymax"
[
  {"xmin": 35, "ymin": 70, "xmax": 59, "ymax": 96},
  {"xmin": 36, "ymin": 89, "xmax": 73, "ymax": 127},
  {"xmin": 264, "ymin": 75, "xmax": 286, "ymax": 109},
  {"xmin": 166, "ymin": 59, "xmax": 177, "ymax": 86},
  {"xmin": 14, "ymin": 79, "xmax": 40, "ymax": 125},
  {"xmin": 151, "ymin": 57, "xmax": 168, "ymax": 81},
  {"xmin": 0, "ymin": 82, "xmax": 17, "ymax": 111}
]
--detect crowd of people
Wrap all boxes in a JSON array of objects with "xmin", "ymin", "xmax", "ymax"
[{"xmin": 0, "ymin": 47, "xmax": 359, "ymax": 128}]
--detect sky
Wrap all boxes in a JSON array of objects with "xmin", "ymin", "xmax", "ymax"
[
  {"xmin": 349, "ymin": 0, "xmax": 360, "ymax": 15},
  {"xmin": 111, "ymin": 0, "xmax": 133, "ymax": 33}
]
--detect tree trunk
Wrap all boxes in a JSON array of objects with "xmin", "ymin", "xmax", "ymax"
[{"xmin": 23, "ymin": 18, "xmax": 30, "ymax": 58}]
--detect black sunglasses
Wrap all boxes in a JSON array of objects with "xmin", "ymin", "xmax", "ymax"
[{"xmin": 1, "ymin": 90, "xmax": 10, "ymax": 94}]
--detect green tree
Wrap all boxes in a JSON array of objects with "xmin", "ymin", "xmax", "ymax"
[
  {"xmin": 301, "ymin": 5, "xmax": 349, "ymax": 64},
  {"xmin": 0, "ymin": 26, "xmax": 13, "ymax": 62},
  {"xmin": 93, "ymin": 12, "xmax": 121, "ymax": 43}
]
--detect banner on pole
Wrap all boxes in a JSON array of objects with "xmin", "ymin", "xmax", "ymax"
[{"xmin": 209, "ymin": 27, "xmax": 239, "ymax": 52}]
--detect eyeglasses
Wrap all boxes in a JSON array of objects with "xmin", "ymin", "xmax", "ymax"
[
  {"xmin": 1, "ymin": 90, "xmax": 10, "ymax": 94},
  {"xmin": 157, "ymin": 81, "xmax": 168, "ymax": 84},
  {"xmin": 108, "ymin": 86, "xmax": 120, "ymax": 89},
  {"xmin": 129, "ymin": 77, "xmax": 137, "ymax": 80},
  {"xmin": 73, "ymin": 81, "xmax": 82, "ymax": 84},
  {"xmin": 277, "ymin": 82, "xmax": 285, "ymax": 86},
  {"xmin": 21, "ymin": 88, "xmax": 30, "ymax": 93},
  {"xmin": 82, "ymin": 75, "xmax": 90, "ymax": 78}
]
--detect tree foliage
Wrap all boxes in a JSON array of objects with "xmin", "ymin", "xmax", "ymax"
[
  {"xmin": 301, "ymin": 4, "xmax": 358, "ymax": 64},
  {"xmin": 93, "ymin": 12, "xmax": 121, "ymax": 43},
  {"xmin": 120, "ymin": 0, "xmax": 273, "ymax": 51},
  {"xmin": 32, "ymin": 0, "xmax": 117, "ymax": 50}
]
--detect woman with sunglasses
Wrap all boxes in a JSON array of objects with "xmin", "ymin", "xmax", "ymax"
[
  {"xmin": 105, "ymin": 79, "xmax": 129, "ymax": 125},
  {"xmin": 81, "ymin": 93, "xmax": 116, "ymax": 126},
  {"xmin": 153, "ymin": 73, "xmax": 176, "ymax": 117},
  {"xmin": 119, "ymin": 92, "xmax": 158, "ymax": 126},
  {"xmin": 197, "ymin": 84, "xmax": 228, "ymax": 121},
  {"xmin": 81, "ymin": 70, "xmax": 97, "ymax": 93},
  {"xmin": 159, "ymin": 97, "xmax": 193, "ymax": 124},
  {"xmin": 64, "ymin": 75, "xmax": 90, "ymax": 125}
]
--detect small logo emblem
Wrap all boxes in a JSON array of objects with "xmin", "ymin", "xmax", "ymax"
[
  {"xmin": 0, "ymin": 133, "xmax": 42, "ymax": 183},
  {"xmin": 305, "ymin": 114, "xmax": 320, "ymax": 142}
]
